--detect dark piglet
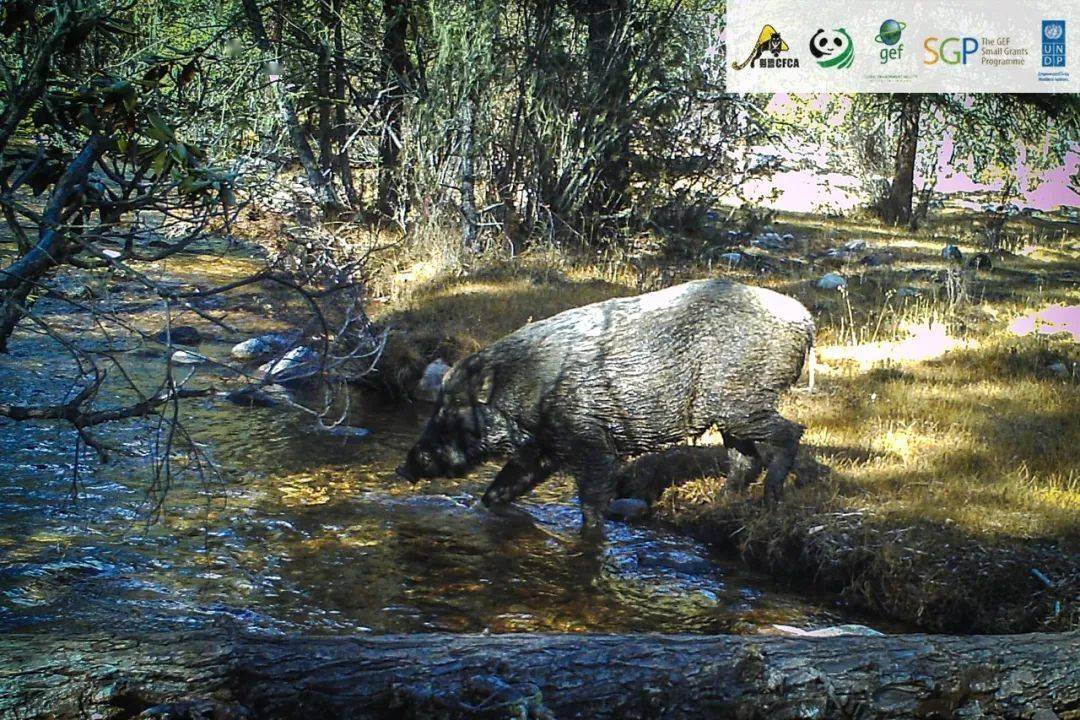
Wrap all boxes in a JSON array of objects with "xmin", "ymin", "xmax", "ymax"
[{"xmin": 398, "ymin": 279, "xmax": 814, "ymax": 536}]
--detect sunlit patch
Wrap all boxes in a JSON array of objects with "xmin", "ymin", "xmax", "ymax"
[
  {"xmin": 1008, "ymin": 305, "xmax": 1080, "ymax": 342},
  {"xmin": 817, "ymin": 320, "xmax": 965, "ymax": 369}
]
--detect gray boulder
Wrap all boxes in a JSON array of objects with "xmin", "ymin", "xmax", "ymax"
[
  {"xmin": 941, "ymin": 245, "xmax": 963, "ymax": 262},
  {"xmin": 752, "ymin": 232, "xmax": 788, "ymax": 251},
  {"xmin": 257, "ymin": 346, "xmax": 318, "ymax": 382},
  {"xmin": 416, "ymin": 359, "xmax": 452, "ymax": 402},
  {"xmin": 843, "ymin": 238, "xmax": 868, "ymax": 251},
  {"xmin": 816, "ymin": 273, "xmax": 847, "ymax": 290},
  {"xmin": 231, "ymin": 333, "xmax": 296, "ymax": 362}
]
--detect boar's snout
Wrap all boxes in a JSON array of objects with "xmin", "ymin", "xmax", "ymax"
[
  {"xmin": 398, "ymin": 442, "xmax": 453, "ymax": 481},
  {"xmin": 399, "ymin": 432, "xmax": 475, "ymax": 481},
  {"xmin": 398, "ymin": 445, "xmax": 436, "ymax": 482}
]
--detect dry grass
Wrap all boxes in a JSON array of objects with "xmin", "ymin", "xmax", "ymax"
[{"xmin": 367, "ymin": 210, "xmax": 1079, "ymax": 631}]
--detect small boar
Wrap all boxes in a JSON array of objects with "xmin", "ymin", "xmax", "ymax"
[
  {"xmin": 614, "ymin": 445, "xmax": 732, "ymax": 505},
  {"xmin": 397, "ymin": 279, "xmax": 814, "ymax": 535}
]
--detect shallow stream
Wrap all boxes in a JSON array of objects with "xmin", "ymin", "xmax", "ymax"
[{"xmin": 0, "ymin": 252, "xmax": 882, "ymax": 638}]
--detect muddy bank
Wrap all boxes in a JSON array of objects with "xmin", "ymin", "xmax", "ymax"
[{"xmin": 657, "ymin": 490, "xmax": 1077, "ymax": 634}]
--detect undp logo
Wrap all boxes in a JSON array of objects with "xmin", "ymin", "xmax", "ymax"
[{"xmin": 1042, "ymin": 20, "xmax": 1066, "ymax": 67}]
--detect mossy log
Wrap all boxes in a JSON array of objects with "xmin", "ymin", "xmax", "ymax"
[{"xmin": 2, "ymin": 630, "xmax": 1078, "ymax": 719}]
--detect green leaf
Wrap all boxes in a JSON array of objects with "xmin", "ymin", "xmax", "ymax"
[
  {"xmin": 145, "ymin": 110, "xmax": 175, "ymax": 143},
  {"xmin": 150, "ymin": 150, "xmax": 170, "ymax": 175}
]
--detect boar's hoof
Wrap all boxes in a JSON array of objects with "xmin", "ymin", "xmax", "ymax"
[
  {"xmin": 395, "ymin": 464, "xmax": 417, "ymax": 482},
  {"xmin": 763, "ymin": 484, "xmax": 784, "ymax": 508}
]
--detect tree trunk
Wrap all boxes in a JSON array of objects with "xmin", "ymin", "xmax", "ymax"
[
  {"xmin": 333, "ymin": 0, "xmax": 358, "ymax": 207},
  {"xmin": 2, "ymin": 630, "xmax": 1076, "ymax": 719},
  {"xmin": 460, "ymin": 92, "xmax": 479, "ymax": 250},
  {"xmin": 240, "ymin": 0, "xmax": 341, "ymax": 211},
  {"xmin": 0, "ymin": 134, "xmax": 107, "ymax": 350},
  {"xmin": 316, "ymin": 0, "xmax": 334, "ymax": 179},
  {"xmin": 584, "ymin": 0, "xmax": 630, "ymax": 221},
  {"xmin": 883, "ymin": 94, "xmax": 921, "ymax": 227},
  {"xmin": 377, "ymin": 0, "xmax": 412, "ymax": 219}
]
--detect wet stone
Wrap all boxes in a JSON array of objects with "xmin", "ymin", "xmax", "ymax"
[
  {"xmin": 171, "ymin": 350, "xmax": 206, "ymax": 365},
  {"xmin": 156, "ymin": 326, "xmax": 202, "ymax": 346},
  {"xmin": 231, "ymin": 333, "xmax": 296, "ymax": 362},
  {"xmin": 607, "ymin": 498, "xmax": 650, "ymax": 523},
  {"xmin": 257, "ymin": 346, "xmax": 318, "ymax": 383}
]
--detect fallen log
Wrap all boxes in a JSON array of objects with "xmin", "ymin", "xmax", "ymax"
[{"xmin": 2, "ymin": 630, "xmax": 1077, "ymax": 719}]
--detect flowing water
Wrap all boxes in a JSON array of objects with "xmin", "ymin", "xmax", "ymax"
[{"xmin": 0, "ymin": 254, "xmax": 882, "ymax": 638}]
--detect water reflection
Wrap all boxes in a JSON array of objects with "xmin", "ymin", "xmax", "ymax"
[{"xmin": 1, "ymin": 333, "xmax": 866, "ymax": 637}]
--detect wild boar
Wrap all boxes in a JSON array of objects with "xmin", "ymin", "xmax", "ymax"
[{"xmin": 397, "ymin": 278, "xmax": 814, "ymax": 535}]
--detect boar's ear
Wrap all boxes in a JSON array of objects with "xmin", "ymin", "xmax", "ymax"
[{"xmin": 472, "ymin": 366, "xmax": 495, "ymax": 404}]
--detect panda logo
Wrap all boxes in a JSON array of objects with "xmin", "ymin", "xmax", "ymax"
[{"xmin": 810, "ymin": 28, "xmax": 854, "ymax": 69}]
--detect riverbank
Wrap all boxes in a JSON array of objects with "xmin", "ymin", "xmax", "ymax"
[{"xmin": 370, "ymin": 208, "xmax": 1080, "ymax": 633}]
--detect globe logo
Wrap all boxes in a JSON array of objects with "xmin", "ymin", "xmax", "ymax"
[
  {"xmin": 1044, "ymin": 23, "xmax": 1064, "ymax": 41},
  {"xmin": 876, "ymin": 19, "xmax": 906, "ymax": 46}
]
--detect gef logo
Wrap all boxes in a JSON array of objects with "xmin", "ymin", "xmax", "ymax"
[
  {"xmin": 1043, "ymin": 20, "xmax": 1066, "ymax": 67},
  {"xmin": 924, "ymin": 36, "xmax": 979, "ymax": 64}
]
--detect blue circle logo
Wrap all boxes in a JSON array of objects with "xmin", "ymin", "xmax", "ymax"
[{"xmin": 875, "ymin": 19, "xmax": 907, "ymax": 46}]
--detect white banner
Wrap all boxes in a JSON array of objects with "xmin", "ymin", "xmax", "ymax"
[{"xmin": 726, "ymin": 0, "xmax": 1077, "ymax": 92}]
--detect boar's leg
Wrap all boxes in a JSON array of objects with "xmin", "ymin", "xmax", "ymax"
[
  {"xmin": 721, "ymin": 433, "xmax": 762, "ymax": 493},
  {"xmin": 730, "ymin": 411, "xmax": 803, "ymax": 506},
  {"xmin": 570, "ymin": 453, "xmax": 619, "ymax": 539},
  {"xmin": 760, "ymin": 419, "xmax": 802, "ymax": 505},
  {"xmin": 481, "ymin": 448, "xmax": 557, "ymax": 509}
]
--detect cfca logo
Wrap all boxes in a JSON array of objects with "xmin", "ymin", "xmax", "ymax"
[
  {"xmin": 875, "ymin": 19, "xmax": 906, "ymax": 63},
  {"xmin": 924, "ymin": 36, "xmax": 979, "ymax": 64},
  {"xmin": 733, "ymin": 25, "xmax": 798, "ymax": 70},
  {"xmin": 1043, "ymin": 20, "xmax": 1066, "ymax": 67},
  {"xmin": 810, "ymin": 28, "xmax": 854, "ymax": 69}
]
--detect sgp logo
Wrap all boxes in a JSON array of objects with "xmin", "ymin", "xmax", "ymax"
[{"xmin": 924, "ymin": 36, "xmax": 979, "ymax": 64}]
